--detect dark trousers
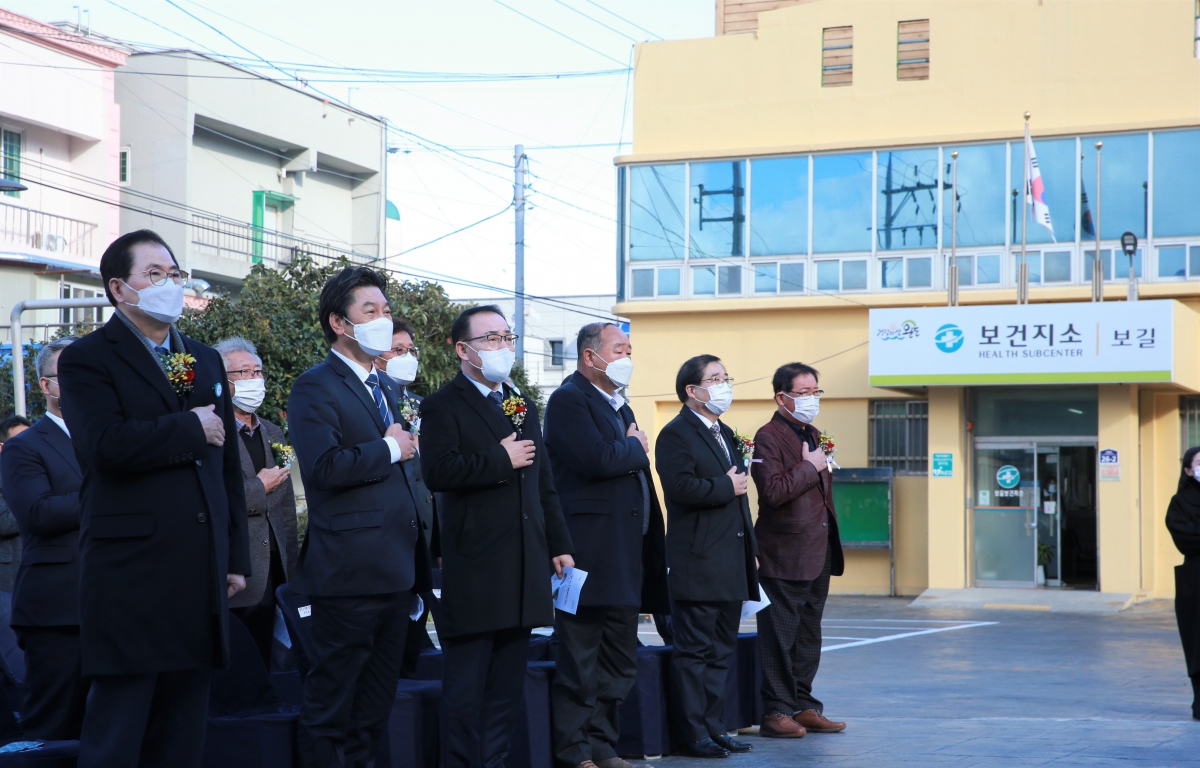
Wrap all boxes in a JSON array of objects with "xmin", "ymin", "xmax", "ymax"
[
  {"xmin": 669, "ymin": 600, "xmax": 741, "ymax": 743},
  {"xmin": 758, "ymin": 546, "xmax": 832, "ymax": 717},
  {"xmin": 232, "ymin": 547, "xmax": 287, "ymax": 668},
  {"xmin": 298, "ymin": 592, "xmax": 410, "ymax": 768},
  {"xmin": 13, "ymin": 626, "xmax": 87, "ymax": 741},
  {"xmin": 77, "ymin": 665, "xmax": 212, "ymax": 768},
  {"xmin": 400, "ymin": 608, "xmax": 435, "ymax": 678},
  {"xmin": 441, "ymin": 626, "xmax": 531, "ymax": 768},
  {"xmin": 551, "ymin": 606, "xmax": 639, "ymax": 766}
]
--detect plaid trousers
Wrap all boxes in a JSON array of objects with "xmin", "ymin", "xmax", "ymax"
[{"xmin": 757, "ymin": 545, "xmax": 832, "ymax": 717}]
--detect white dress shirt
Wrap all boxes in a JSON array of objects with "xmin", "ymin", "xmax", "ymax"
[
  {"xmin": 465, "ymin": 373, "xmax": 501, "ymax": 398},
  {"xmin": 45, "ymin": 411, "xmax": 69, "ymax": 437},
  {"xmin": 592, "ymin": 383, "xmax": 625, "ymax": 411},
  {"xmin": 330, "ymin": 348, "xmax": 401, "ymax": 463},
  {"xmin": 689, "ymin": 407, "xmax": 719, "ymax": 428}
]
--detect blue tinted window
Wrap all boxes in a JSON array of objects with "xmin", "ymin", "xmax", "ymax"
[
  {"xmin": 944, "ymin": 144, "xmax": 1006, "ymax": 247},
  {"xmin": 718, "ymin": 265, "xmax": 742, "ymax": 295},
  {"xmin": 658, "ymin": 268, "xmax": 680, "ymax": 295},
  {"xmin": 691, "ymin": 161, "xmax": 745, "ymax": 259},
  {"xmin": 1114, "ymin": 249, "xmax": 1142, "ymax": 279},
  {"xmin": 880, "ymin": 259, "xmax": 903, "ymax": 288},
  {"xmin": 750, "ymin": 157, "xmax": 808, "ymax": 256},
  {"xmin": 1044, "ymin": 251, "xmax": 1071, "ymax": 283},
  {"xmin": 1153, "ymin": 130, "xmax": 1200, "ymax": 238},
  {"xmin": 779, "ymin": 262, "xmax": 805, "ymax": 292},
  {"xmin": 1191, "ymin": 246, "xmax": 1200, "ymax": 278},
  {"xmin": 692, "ymin": 266, "xmax": 715, "ymax": 295},
  {"xmin": 877, "ymin": 149, "xmax": 938, "ymax": 250},
  {"xmin": 813, "ymin": 153, "xmax": 872, "ymax": 253},
  {"xmin": 630, "ymin": 165, "xmax": 685, "ymax": 261},
  {"xmin": 754, "ymin": 263, "xmax": 777, "ymax": 293},
  {"xmin": 816, "ymin": 260, "xmax": 840, "ymax": 291},
  {"xmin": 843, "ymin": 260, "xmax": 868, "ymax": 290},
  {"xmin": 1015, "ymin": 252, "xmax": 1042, "ymax": 283},
  {"xmin": 632, "ymin": 269, "xmax": 654, "ymax": 297},
  {"xmin": 977, "ymin": 254, "xmax": 1000, "ymax": 284},
  {"xmin": 908, "ymin": 257, "xmax": 932, "ymax": 287},
  {"xmin": 1159, "ymin": 246, "xmax": 1186, "ymax": 278},
  {"xmin": 954, "ymin": 255, "xmax": 973, "ymax": 286},
  {"xmin": 1082, "ymin": 134, "xmax": 1148, "ymax": 239},
  {"xmin": 1010, "ymin": 138, "xmax": 1076, "ymax": 244},
  {"xmin": 1083, "ymin": 249, "xmax": 1112, "ymax": 281}
]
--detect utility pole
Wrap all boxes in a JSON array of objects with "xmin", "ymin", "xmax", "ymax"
[{"xmin": 514, "ymin": 144, "xmax": 526, "ymax": 366}]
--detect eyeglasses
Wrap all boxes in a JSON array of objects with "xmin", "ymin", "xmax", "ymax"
[
  {"xmin": 786, "ymin": 389, "xmax": 824, "ymax": 398},
  {"xmin": 465, "ymin": 333, "xmax": 519, "ymax": 346},
  {"xmin": 227, "ymin": 368, "xmax": 265, "ymax": 380},
  {"xmin": 388, "ymin": 346, "xmax": 420, "ymax": 357},
  {"xmin": 698, "ymin": 375, "xmax": 735, "ymax": 386},
  {"xmin": 131, "ymin": 267, "xmax": 189, "ymax": 287}
]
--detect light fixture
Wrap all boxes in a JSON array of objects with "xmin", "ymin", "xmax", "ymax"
[
  {"xmin": 1068, "ymin": 408, "xmax": 1083, "ymax": 415},
  {"xmin": 0, "ymin": 178, "xmax": 28, "ymax": 193}
]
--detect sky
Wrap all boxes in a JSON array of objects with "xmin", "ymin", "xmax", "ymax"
[{"xmin": 4, "ymin": 0, "xmax": 714, "ymax": 300}]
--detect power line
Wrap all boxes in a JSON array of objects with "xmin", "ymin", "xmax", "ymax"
[
  {"xmin": 491, "ymin": 0, "xmax": 629, "ymax": 67},
  {"xmin": 394, "ymin": 205, "xmax": 514, "ymax": 256},
  {"xmin": 552, "ymin": 0, "xmax": 640, "ymax": 42},
  {"xmin": 580, "ymin": 0, "xmax": 663, "ymax": 41}
]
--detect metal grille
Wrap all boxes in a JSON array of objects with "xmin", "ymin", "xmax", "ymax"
[
  {"xmin": 1183, "ymin": 395, "xmax": 1200, "ymax": 453},
  {"xmin": 869, "ymin": 400, "xmax": 928, "ymax": 474},
  {"xmin": 0, "ymin": 200, "xmax": 97, "ymax": 260}
]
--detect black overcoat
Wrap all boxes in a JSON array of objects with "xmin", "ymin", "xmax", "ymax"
[
  {"xmin": 56, "ymin": 317, "xmax": 250, "ymax": 676},
  {"xmin": 654, "ymin": 406, "xmax": 758, "ymax": 603},
  {"xmin": 1168, "ymin": 480, "xmax": 1200, "ymax": 678},
  {"xmin": 419, "ymin": 373, "xmax": 573, "ymax": 638},
  {"xmin": 544, "ymin": 371, "xmax": 668, "ymax": 612}
]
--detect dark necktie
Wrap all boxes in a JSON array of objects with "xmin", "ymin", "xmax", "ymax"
[
  {"xmin": 710, "ymin": 422, "xmax": 732, "ymax": 466},
  {"xmin": 364, "ymin": 373, "xmax": 393, "ymax": 428},
  {"xmin": 487, "ymin": 389, "xmax": 503, "ymax": 410}
]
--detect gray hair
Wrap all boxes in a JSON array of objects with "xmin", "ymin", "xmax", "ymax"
[
  {"xmin": 36, "ymin": 337, "xmax": 77, "ymax": 379},
  {"xmin": 213, "ymin": 337, "xmax": 262, "ymax": 370},
  {"xmin": 576, "ymin": 322, "xmax": 617, "ymax": 361}
]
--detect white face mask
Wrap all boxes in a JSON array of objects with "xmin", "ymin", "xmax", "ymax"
[
  {"xmin": 592, "ymin": 352, "xmax": 634, "ymax": 387},
  {"xmin": 468, "ymin": 345, "xmax": 515, "ymax": 384},
  {"xmin": 121, "ymin": 279, "xmax": 184, "ymax": 324},
  {"xmin": 787, "ymin": 394, "xmax": 820, "ymax": 424},
  {"xmin": 231, "ymin": 378, "xmax": 266, "ymax": 413},
  {"xmin": 345, "ymin": 316, "xmax": 394, "ymax": 357},
  {"xmin": 384, "ymin": 353, "xmax": 419, "ymax": 385},
  {"xmin": 700, "ymin": 382, "xmax": 734, "ymax": 416}
]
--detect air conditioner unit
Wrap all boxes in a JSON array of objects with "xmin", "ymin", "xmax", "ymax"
[{"xmin": 45, "ymin": 234, "xmax": 65, "ymax": 253}]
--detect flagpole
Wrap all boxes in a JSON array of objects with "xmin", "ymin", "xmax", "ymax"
[
  {"xmin": 948, "ymin": 150, "xmax": 959, "ymax": 307},
  {"xmin": 1093, "ymin": 141, "xmax": 1103, "ymax": 302},
  {"xmin": 1020, "ymin": 112, "xmax": 1030, "ymax": 305}
]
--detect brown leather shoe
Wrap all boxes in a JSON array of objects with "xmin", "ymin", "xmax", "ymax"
[
  {"xmin": 760, "ymin": 712, "xmax": 806, "ymax": 738},
  {"xmin": 792, "ymin": 709, "xmax": 846, "ymax": 733}
]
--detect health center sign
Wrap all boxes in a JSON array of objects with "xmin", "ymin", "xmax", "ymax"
[{"xmin": 869, "ymin": 301, "xmax": 1175, "ymax": 386}]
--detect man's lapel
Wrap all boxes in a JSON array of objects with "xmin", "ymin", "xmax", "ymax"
[
  {"xmin": 681, "ymin": 406, "xmax": 731, "ymax": 469},
  {"xmin": 38, "ymin": 418, "xmax": 81, "ymax": 478},
  {"xmin": 453, "ymin": 372, "xmax": 514, "ymax": 441},
  {"xmin": 325, "ymin": 353, "xmax": 386, "ymax": 435},
  {"xmin": 573, "ymin": 372, "xmax": 624, "ymax": 437},
  {"xmin": 236, "ymin": 422, "xmax": 256, "ymax": 479},
  {"xmin": 104, "ymin": 317, "xmax": 179, "ymax": 411}
]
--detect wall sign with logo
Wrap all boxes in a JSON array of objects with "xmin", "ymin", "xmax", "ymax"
[
  {"xmin": 869, "ymin": 301, "xmax": 1175, "ymax": 386},
  {"xmin": 1099, "ymin": 448, "xmax": 1120, "ymax": 482},
  {"xmin": 932, "ymin": 452, "xmax": 954, "ymax": 477}
]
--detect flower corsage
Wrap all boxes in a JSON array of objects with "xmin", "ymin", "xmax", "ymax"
[
  {"xmin": 733, "ymin": 430, "xmax": 755, "ymax": 469},
  {"xmin": 502, "ymin": 393, "xmax": 527, "ymax": 434},
  {"xmin": 396, "ymin": 396, "xmax": 421, "ymax": 436},
  {"xmin": 165, "ymin": 352, "xmax": 196, "ymax": 396},
  {"xmin": 271, "ymin": 442, "xmax": 296, "ymax": 468},
  {"xmin": 818, "ymin": 431, "xmax": 841, "ymax": 470}
]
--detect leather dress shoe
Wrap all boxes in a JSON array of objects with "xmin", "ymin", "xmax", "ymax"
[
  {"xmin": 761, "ymin": 712, "xmax": 806, "ymax": 738},
  {"xmin": 680, "ymin": 738, "xmax": 731, "ymax": 758},
  {"xmin": 793, "ymin": 709, "xmax": 846, "ymax": 733},
  {"xmin": 710, "ymin": 733, "xmax": 752, "ymax": 753}
]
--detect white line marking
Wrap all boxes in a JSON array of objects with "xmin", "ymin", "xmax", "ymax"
[
  {"xmin": 821, "ymin": 621, "xmax": 998, "ymax": 651},
  {"xmin": 823, "ymin": 636, "xmax": 871, "ymax": 640}
]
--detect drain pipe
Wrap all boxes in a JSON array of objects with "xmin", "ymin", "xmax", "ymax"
[{"xmin": 9, "ymin": 298, "xmax": 111, "ymax": 417}]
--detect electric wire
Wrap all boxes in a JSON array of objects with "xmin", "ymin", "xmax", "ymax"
[{"xmin": 491, "ymin": 0, "xmax": 629, "ymax": 67}]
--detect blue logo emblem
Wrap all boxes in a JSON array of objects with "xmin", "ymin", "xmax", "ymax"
[
  {"xmin": 996, "ymin": 465, "xmax": 1021, "ymax": 489},
  {"xmin": 214, "ymin": 383, "xmax": 222, "ymax": 397},
  {"xmin": 934, "ymin": 324, "xmax": 964, "ymax": 353}
]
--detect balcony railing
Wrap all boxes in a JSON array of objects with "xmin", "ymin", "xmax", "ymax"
[
  {"xmin": 0, "ymin": 201, "xmax": 97, "ymax": 261},
  {"xmin": 191, "ymin": 213, "xmax": 373, "ymax": 271}
]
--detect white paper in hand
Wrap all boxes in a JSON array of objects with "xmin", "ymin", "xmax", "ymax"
[
  {"xmin": 741, "ymin": 584, "xmax": 771, "ymax": 621},
  {"xmin": 550, "ymin": 566, "xmax": 588, "ymax": 615}
]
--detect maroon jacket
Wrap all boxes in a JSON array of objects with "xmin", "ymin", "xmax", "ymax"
[{"xmin": 750, "ymin": 412, "xmax": 844, "ymax": 582}]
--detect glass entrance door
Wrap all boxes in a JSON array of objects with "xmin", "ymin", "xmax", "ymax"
[{"xmin": 973, "ymin": 444, "xmax": 1037, "ymax": 586}]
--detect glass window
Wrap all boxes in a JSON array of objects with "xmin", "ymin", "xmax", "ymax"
[
  {"xmin": 1, "ymin": 129, "xmax": 20, "ymax": 199},
  {"xmin": 1083, "ymin": 249, "xmax": 1113, "ymax": 281},
  {"xmin": 880, "ymin": 259, "xmax": 903, "ymax": 288},
  {"xmin": 1082, "ymin": 134, "xmax": 1148, "ymax": 239},
  {"xmin": 869, "ymin": 400, "xmax": 928, "ymax": 473},
  {"xmin": 973, "ymin": 386, "xmax": 1098, "ymax": 437},
  {"xmin": 1014, "ymin": 252, "xmax": 1042, "ymax": 283},
  {"xmin": 780, "ymin": 262, "xmax": 805, "ymax": 292},
  {"xmin": 1114, "ymin": 248, "xmax": 1143, "ymax": 279},
  {"xmin": 718, "ymin": 265, "xmax": 742, "ymax": 295},
  {"xmin": 813, "ymin": 153, "xmax": 873, "ymax": 253},
  {"xmin": 690, "ymin": 161, "xmax": 746, "ymax": 259},
  {"xmin": 908, "ymin": 257, "xmax": 932, "ymax": 288},
  {"xmin": 1154, "ymin": 129, "xmax": 1200, "ymax": 238},
  {"xmin": 1191, "ymin": 246, "xmax": 1200, "ymax": 278},
  {"xmin": 843, "ymin": 259, "xmax": 868, "ymax": 290},
  {"xmin": 1159, "ymin": 246, "xmax": 1187, "ymax": 278},
  {"xmin": 659, "ymin": 268, "xmax": 680, "ymax": 296},
  {"xmin": 692, "ymin": 266, "xmax": 716, "ymax": 295},
  {"xmin": 816, "ymin": 260, "xmax": 840, "ymax": 291},
  {"xmin": 550, "ymin": 340, "xmax": 564, "ymax": 367},
  {"xmin": 955, "ymin": 255, "xmax": 974, "ymax": 286},
  {"xmin": 630, "ymin": 165, "xmax": 685, "ymax": 261},
  {"xmin": 977, "ymin": 254, "xmax": 1001, "ymax": 284},
  {"xmin": 1011, "ymin": 138, "xmax": 1076, "ymax": 244},
  {"xmin": 1183, "ymin": 395, "xmax": 1200, "ymax": 452},
  {"xmin": 631, "ymin": 269, "xmax": 654, "ymax": 297},
  {"xmin": 119, "ymin": 147, "xmax": 130, "ymax": 185},
  {"xmin": 877, "ymin": 148, "xmax": 939, "ymax": 250},
  {"xmin": 1044, "ymin": 251, "xmax": 1071, "ymax": 283},
  {"xmin": 754, "ymin": 263, "xmax": 777, "ymax": 293},
  {"xmin": 944, "ymin": 144, "xmax": 1006, "ymax": 247},
  {"xmin": 750, "ymin": 157, "xmax": 808, "ymax": 256}
]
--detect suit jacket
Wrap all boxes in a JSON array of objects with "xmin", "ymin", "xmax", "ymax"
[
  {"xmin": 419, "ymin": 372, "xmax": 573, "ymax": 638},
  {"xmin": 654, "ymin": 406, "xmax": 758, "ymax": 602},
  {"xmin": 229, "ymin": 417, "xmax": 299, "ymax": 608},
  {"xmin": 56, "ymin": 316, "xmax": 251, "ymax": 676},
  {"xmin": 386, "ymin": 383, "xmax": 436, "ymax": 541},
  {"xmin": 287, "ymin": 352, "xmax": 431, "ymax": 598},
  {"xmin": 0, "ymin": 417, "xmax": 82, "ymax": 626},
  {"xmin": 544, "ymin": 371, "xmax": 668, "ymax": 612},
  {"xmin": 0, "ymin": 486, "xmax": 20, "ymax": 594},
  {"xmin": 750, "ymin": 413, "xmax": 844, "ymax": 582}
]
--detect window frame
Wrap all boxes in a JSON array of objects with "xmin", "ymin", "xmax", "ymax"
[
  {"xmin": 869, "ymin": 399, "xmax": 929, "ymax": 475},
  {"xmin": 119, "ymin": 146, "xmax": 131, "ymax": 186},
  {"xmin": 1, "ymin": 127, "xmax": 23, "ymax": 199}
]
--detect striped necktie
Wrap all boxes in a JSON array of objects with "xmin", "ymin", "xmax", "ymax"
[
  {"xmin": 710, "ymin": 422, "xmax": 732, "ymax": 466},
  {"xmin": 364, "ymin": 373, "xmax": 393, "ymax": 428}
]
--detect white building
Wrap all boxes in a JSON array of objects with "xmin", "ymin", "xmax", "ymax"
[
  {"xmin": 115, "ymin": 50, "xmax": 390, "ymax": 293},
  {"xmin": 0, "ymin": 9, "xmax": 127, "ymax": 340}
]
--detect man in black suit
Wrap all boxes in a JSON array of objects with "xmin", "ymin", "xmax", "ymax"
[
  {"xmin": 56, "ymin": 229, "xmax": 250, "ymax": 768},
  {"xmin": 287, "ymin": 267, "xmax": 431, "ymax": 768},
  {"xmin": 420, "ymin": 305, "xmax": 574, "ymax": 768},
  {"xmin": 544, "ymin": 322, "xmax": 669, "ymax": 768},
  {"xmin": 0, "ymin": 415, "xmax": 31, "ymax": 594},
  {"xmin": 654, "ymin": 354, "xmax": 759, "ymax": 759},
  {"xmin": 0, "ymin": 337, "xmax": 86, "ymax": 740}
]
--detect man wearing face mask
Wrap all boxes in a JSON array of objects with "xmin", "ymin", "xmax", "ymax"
[
  {"xmin": 544, "ymin": 322, "xmax": 669, "ymax": 768},
  {"xmin": 654, "ymin": 354, "xmax": 758, "ymax": 759},
  {"xmin": 420, "ymin": 305, "xmax": 574, "ymax": 768},
  {"xmin": 55, "ymin": 230, "xmax": 250, "ymax": 767},
  {"xmin": 215, "ymin": 337, "xmax": 299, "ymax": 668},
  {"xmin": 749, "ymin": 363, "xmax": 845, "ymax": 739},
  {"xmin": 287, "ymin": 267, "xmax": 431, "ymax": 768}
]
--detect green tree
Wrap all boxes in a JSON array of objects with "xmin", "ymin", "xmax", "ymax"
[{"xmin": 0, "ymin": 322, "xmax": 99, "ymax": 420}]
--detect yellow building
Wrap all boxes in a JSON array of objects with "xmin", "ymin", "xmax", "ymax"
[{"xmin": 614, "ymin": 0, "xmax": 1200, "ymax": 601}]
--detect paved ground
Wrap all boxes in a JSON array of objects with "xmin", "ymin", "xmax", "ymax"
[{"xmin": 651, "ymin": 596, "xmax": 1199, "ymax": 767}]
